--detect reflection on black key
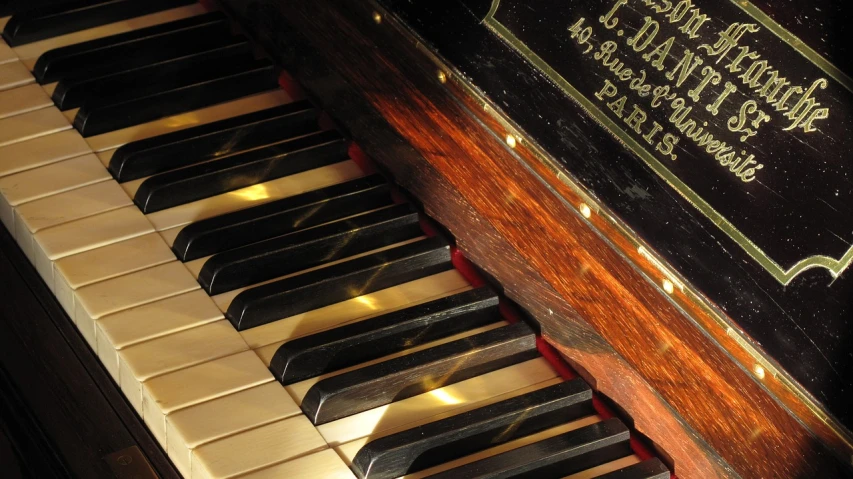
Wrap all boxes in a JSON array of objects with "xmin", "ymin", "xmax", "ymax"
[
  {"xmin": 172, "ymin": 175, "xmax": 391, "ymax": 261},
  {"xmin": 2, "ymin": 0, "xmax": 196, "ymax": 46},
  {"xmin": 301, "ymin": 322, "xmax": 539, "ymax": 425},
  {"xmin": 74, "ymin": 60, "xmax": 278, "ymax": 136},
  {"xmin": 226, "ymin": 236, "xmax": 453, "ymax": 331},
  {"xmin": 352, "ymin": 379, "xmax": 594, "ymax": 479},
  {"xmin": 270, "ymin": 287, "xmax": 500, "ymax": 384},
  {"xmin": 428, "ymin": 418, "xmax": 631, "ymax": 479},
  {"xmin": 109, "ymin": 102, "xmax": 319, "ymax": 182},
  {"xmin": 133, "ymin": 130, "xmax": 347, "ymax": 213},
  {"xmin": 597, "ymin": 459, "xmax": 670, "ymax": 479},
  {"xmin": 53, "ymin": 41, "xmax": 254, "ymax": 110},
  {"xmin": 33, "ymin": 12, "xmax": 234, "ymax": 84},
  {"xmin": 200, "ymin": 203, "xmax": 423, "ymax": 295}
]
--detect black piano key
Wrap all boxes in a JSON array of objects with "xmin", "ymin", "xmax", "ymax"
[
  {"xmin": 0, "ymin": 0, "xmax": 79, "ymax": 18},
  {"xmin": 351, "ymin": 379, "xmax": 595, "ymax": 479},
  {"xmin": 2, "ymin": 0, "xmax": 196, "ymax": 47},
  {"xmin": 108, "ymin": 102, "xmax": 320, "ymax": 182},
  {"xmin": 596, "ymin": 459, "xmax": 670, "ymax": 479},
  {"xmin": 171, "ymin": 175, "xmax": 392, "ymax": 261},
  {"xmin": 226, "ymin": 236, "xmax": 453, "ymax": 331},
  {"xmin": 73, "ymin": 60, "xmax": 278, "ymax": 137},
  {"xmin": 133, "ymin": 130, "xmax": 347, "ymax": 213},
  {"xmin": 52, "ymin": 40, "xmax": 255, "ymax": 110},
  {"xmin": 200, "ymin": 203, "xmax": 423, "ymax": 295},
  {"xmin": 427, "ymin": 418, "xmax": 632, "ymax": 479},
  {"xmin": 301, "ymin": 321, "xmax": 540, "ymax": 425},
  {"xmin": 33, "ymin": 11, "xmax": 234, "ymax": 84},
  {"xmin": 270, "ymin": 287, "xmax": 500, "ymax": 384}
]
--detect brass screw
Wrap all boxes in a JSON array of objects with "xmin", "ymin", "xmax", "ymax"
[
  {"xmin": 579, "ymin": 203, "xmax": 592, "ymax": 219},
  {"xmin": 372, "ymin": 11, "xmax": 382, "ymax": 24},
  {"xmin": 662, "ymin": 279, "xmax": 674, "ymax": 294},
  {"xmin": 437, "ymin": 70, "xmax": 447, "ymax": 83},
  {"xmin": 505, "ymin": 134, "xmax": 517, "ymax": 148}
]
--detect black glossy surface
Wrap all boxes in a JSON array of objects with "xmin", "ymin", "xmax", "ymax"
[
  {"xmin": 109, "ymin": 102, "xmax": 320, "ymax": 182},
  {"xmin": 352, "ymin": 379, "xmax": 594, "ymax": 479},
  {"xmin": 171, "ymin": 175, "xmax": 392, "ymax": 261},
  {"xmin": 133, "ymin": 129, "xmax": 346, "ymax": 213},
  {"xmin": 270, "ymin": 286, "xmax": 500, "ymax": 384},
  {"xmin": 597, "ymin": 458, "xmax": 671, "ymax": 479},
  {"xmin": 301, "ymin": 321, "xmax": 539, "ymax": 425},
  {"xmin": 53, "ymin": 40, "xmax": 254, "ymax": 110},
  {"xmin": 73, "ymin": 59, "xmax": 277, "ymax": 137},
  {"xmin": 0, "ymin": 0, "xmax": 80, "ymax": 18},
  {"xmin": 383, "ymin": 0, "xmax": 853, "ymax": 429},
  {"xmin": 226, "ymin": 236, "xmax": 453, "ymax": 331},
  {"xmin": 428, "ymin": 418, "xmax": 631, "ymax": 479},
  {"xmin": 33, "ymin": 12, "xmax": 235, "ymax": 84},
  {"xmin": 2, "ymin": 0, "xmax": 195, "ymax": 46},
  {"xmin": 199, "ymin": 203, "xmax": 422, "ymax": 294}
]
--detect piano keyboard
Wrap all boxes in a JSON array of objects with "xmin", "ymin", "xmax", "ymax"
[{"xmin": 0, "ymin": 2, "xmax": 671, "ymax": 478}]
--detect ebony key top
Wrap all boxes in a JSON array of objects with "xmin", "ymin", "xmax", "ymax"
[
  {"xmin": 33, "ymin": 11, "xmax": 234, "ymax": 84},
  {"xmin": 171, "ymin": 175, "xmax": 391, "ymax": 261},
  {"xmin": 3, "ymin": 0, "xmax": 196, "ymax": 46},
  {"xmin": 301, "ymin": 321, "xmax": 540, "ymax": 425},
  {"xmin": 73, "ymin": 58, "xmax": 278, "ymax": 136},
  {"xmin": 108, "ymin": 102, "xmax": 320, "ymax": 182},
  {"xmin": 427, "ymin": 418, "xmax": 632, "ymax": 479},
  {"xmin": 226, "ymin": 236, "xmax": 454, "ymax": 331},
  {"xmin": 351, "ymin": 379, "xmax": 595, "ymax": 479},
  {"xmin": 199, "ymin": 203, "xmax": 423, "ymax": 295},
  {"xmin": 133, "ymin": 130, "xmax": 347, "ymax": 213},
  {"xmin": 269, "ymin": 287, "xmax": 500, "ymax": 384},
  {"xmin": 52, "ymin": 40, "xmax": 255, "ymax": 110}
]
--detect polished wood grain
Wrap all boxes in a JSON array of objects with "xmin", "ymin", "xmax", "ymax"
[{"xmin": 218, "ymin": 0, "xmax": 851, "ymax": 477}]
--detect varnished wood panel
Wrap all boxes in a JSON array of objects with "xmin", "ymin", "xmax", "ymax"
[{"xmin": 219, "ymin": 1, "xmax": 850, "ymax": 477}]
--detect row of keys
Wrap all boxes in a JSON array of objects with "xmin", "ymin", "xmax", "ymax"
[{"xmin": 0, "ymin": 3, "xmax": 669, "ymax": 479}]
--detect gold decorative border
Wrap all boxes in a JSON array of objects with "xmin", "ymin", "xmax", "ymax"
[{"xmin": 485, "ymin": 0, "xmax": 853, "ymax": 285}]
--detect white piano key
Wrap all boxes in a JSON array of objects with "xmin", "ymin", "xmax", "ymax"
[
  {"xmin": 73, "ymin": 260, "xmax": 200, "ymax": 345},
  {"xmin": 562, "ymin": 455, "xmax": 642, "ymax": 479},
  {"xmin": 0, "ymin": 40, "xmax": 16, "ymax": 65},
  {"xmin": 140, "ymin": 350, "xmax": 273, "ymax": 444},
  {"xmin": 320, "ymin": 358, "xmax": 560, "ymax": 447},
  {"xmin": 0, "ymin": 60, "xmax": 33, "ymax": 91},
  {"xmin": 239, "ymin": 449, "xmax": 356, "ymax": 479},
  {"xmin": 0, "ymin": 83, "xmax": 52, "ymax": 119},
  {"xmin": 0, "ymin": 107, "xmax": 71, "ymax": 148},
  {"xmin": 96, "ymin": 290, "xmax": 224, "ymax": 381},
  {"xmin": 0, "ymin": 129, "xmax": 92, "ymax": 178},
  {"xmin": 85, "ymin": 89, "xmax": 292, "ymax": 152},
  {"xmin": 247, "ymin": 269, "xmax": 471, "ymax": 352},
  {"xmin": 118, "ymin": 320, "xmax": 249, "ymax": 430},
  {"xmin": 53, "ymin": 232, "xmax": 176, "ymax": 316},
  {"xmin": 166, "ymin": 381, "xmax": 301, "ymax": 476},
  {"xmin": 159, "ymin": 225, "xmax": 182, "ymax": 247},
  {"xmin": 0, "ymin": 154, "xmax": 110, "ymax": 209},
  {"xmin": 190, "ymin": 415, "xmax": 328, "ymax": 479},
  {"xmin": 145, "ymin": 160, "xmax": 365, "ymax": 231},
  {"xmin": 31, "ymin": 205, "xmax": 153, "ymax": 282},
  {"xmin": 13, "ymin": 180, "xmax": 131, "ymax": 241},
  {"xmin": 12, "ymin": 4, "xmax": 209, "ymax": 69},
  {"xmin": 97, "ymin": 149, "xmax": 115, "ymax": 168}
]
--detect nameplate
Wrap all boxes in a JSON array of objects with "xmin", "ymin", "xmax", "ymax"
[{"xmin": 485, "ymin": 0, "xmax": 853, "ymax": 284}]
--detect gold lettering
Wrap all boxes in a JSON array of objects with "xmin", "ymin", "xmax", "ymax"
[
  {"xmin": 772, "ymin": 85, "xmax": 803, "ymax": 112},
  {"xmin": 608, "ymin": 96, "xmax": 629, "ymax": 117},
  {"xmin": 643, "ymin": 121, "xmax": 665, "ymax": 145},
  {"xmin": 699, "ymin": 23, "xmax": 760, "ymax": 64},
  {"xmin": 657, "ymin": 133, "xmax": 680, "ymax": 159},
  {"xmin": 707, "ymin": 81, "xmax": 737, "ymax": 116},
  {"xmin": 628, "ymin": 17, "xmax": 659, "ymax": 52},
  {"xmin": 727, "ymin": 100, "xmax": 769, "ymax": 141},
  {"xmin": 600, "ymin": 0, "xmax": 628, "ymax": 29},
  {"xmin": 643, "ymin": 37, "xmax": 674, "ymax": 71},
  {"xmin": 665, "ymin": 49, "xmax": 703, "ymax": 87},
  {"xmin": 625, "ymin": 105, "xmax": 648, "ymax": 134},
  {"xmin": 678, "ymin": 8, "xmax": 709, "ymax": 39},
  {"xmin": 739, "ymin": 59, "xmax": 771, "ymax": 88},
  {"xmin": 688, "ymin": 66, "xmax": 721, "ymax": 102},
  {"xmin": 783, "ymin": 78, "xmax": 829, "ymax": 132},
  {"xmin": 595, "ymin": 79, "xmax": 619, "ymax": 101},
  {"xmin": 726, "ymin": 46, "xmax": 760, "ymax": 74}
]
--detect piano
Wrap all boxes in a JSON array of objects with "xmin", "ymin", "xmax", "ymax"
[{"xmin": 0, "ymin": 0, "xmax": 849, "ymax": 478}]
